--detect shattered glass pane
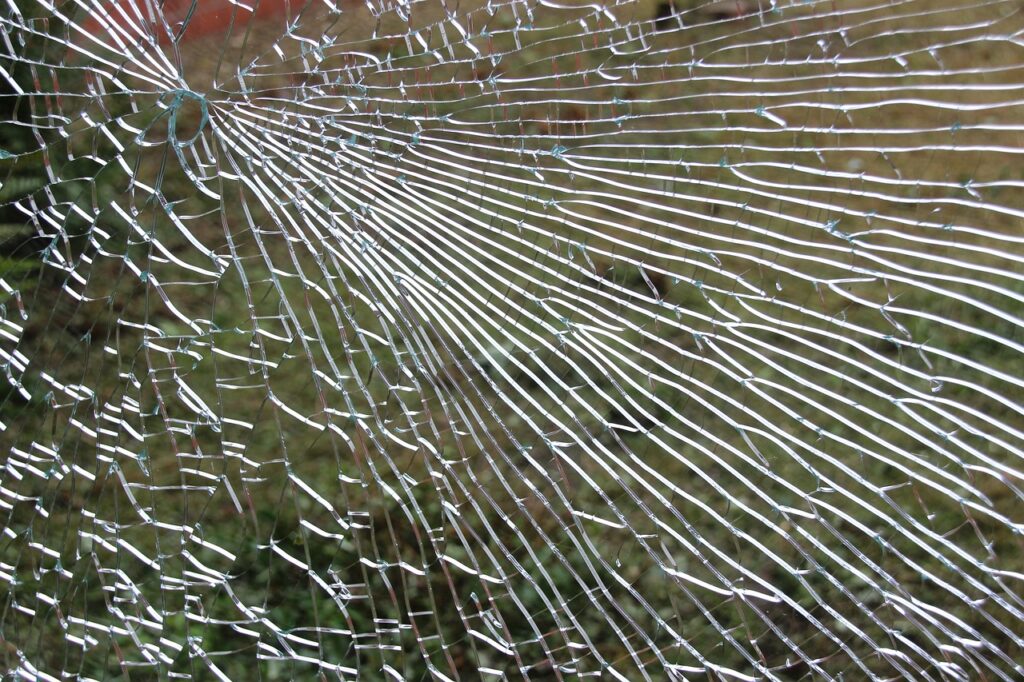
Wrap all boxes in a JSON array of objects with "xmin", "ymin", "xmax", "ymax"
[{"xmin": 2, "ymin": 0, "xmax": 1024, "ymax": 678}]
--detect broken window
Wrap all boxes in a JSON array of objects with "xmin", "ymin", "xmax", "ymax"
[{"xmin": 2, "ymin": 0, "xmax": 1024, "ymax": 678}]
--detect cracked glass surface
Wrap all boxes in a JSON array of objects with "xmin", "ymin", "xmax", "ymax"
[{"xmin": 2, "ymin": 0, "xmax": 1024, "ymax": 679}]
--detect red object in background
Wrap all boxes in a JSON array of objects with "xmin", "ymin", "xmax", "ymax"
[{"xmin": 81, "ymin": 0, "xmax": 296, "ymax": 44}]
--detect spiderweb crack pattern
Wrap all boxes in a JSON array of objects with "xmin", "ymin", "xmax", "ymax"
[{"xmin": 1, "ymin": 0, "xmax": 1024, "ymax": 679}]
